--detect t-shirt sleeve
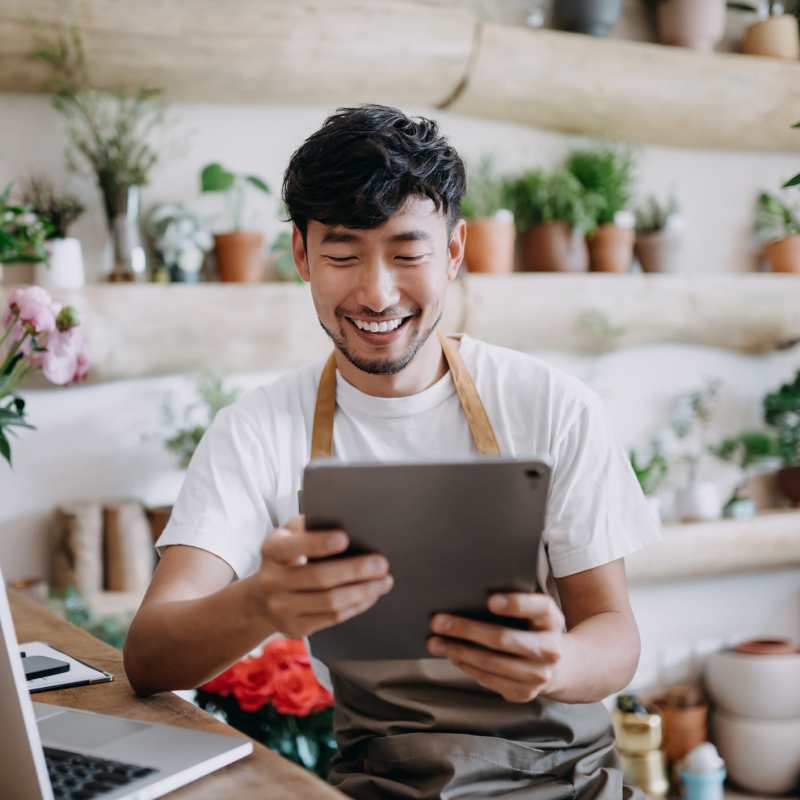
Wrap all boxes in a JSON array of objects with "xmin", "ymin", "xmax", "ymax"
[
  {"xmin": 544, "ymin": 391, "xmax": 661, "ymax": 579},
  {"xmin": 155, "ymin": 403, "xmax": 274, "ymax": 579}
]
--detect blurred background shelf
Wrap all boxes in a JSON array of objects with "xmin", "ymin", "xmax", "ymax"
[{"xmin": 2, "ymin": 0, "xmax": 800, "ymax": 150}]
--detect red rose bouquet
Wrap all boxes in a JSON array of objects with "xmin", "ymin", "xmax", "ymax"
[{"xmin": 195, "ymin": 638, "xmax": 336, "ymax": 776}]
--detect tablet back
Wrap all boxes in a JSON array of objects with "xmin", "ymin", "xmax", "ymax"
[{"xmin": 304, "ymin": 457, "xmax": 550, "ymax": 662}]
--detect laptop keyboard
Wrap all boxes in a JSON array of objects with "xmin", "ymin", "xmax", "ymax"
[{"xmin": 44, "ymin": 747, "xmax": 157, "ymax": 799}]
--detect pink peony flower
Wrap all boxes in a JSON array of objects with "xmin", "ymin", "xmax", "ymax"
[
  {"xmin": 39, "ymin": 328, "xmax": 81, "ymax": 385},
  {"xmin": 5, "ymin": 286, "xmax": 56, "ymax": 336}
]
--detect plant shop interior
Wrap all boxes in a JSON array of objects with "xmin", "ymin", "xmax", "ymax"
[{"xmin": 1, "ymin": 1, "xmax": 800, "ymax": 799}]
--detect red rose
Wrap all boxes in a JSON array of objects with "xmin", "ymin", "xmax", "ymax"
[
  {"xmin": 230, "ymin": 658, "xmax": 277, "ymax": 713},
  {"xmin": 271, "ymin": 664, "xmax": 332, "ymax": 716}
]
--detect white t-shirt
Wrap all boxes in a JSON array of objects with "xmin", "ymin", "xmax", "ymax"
[{"xmin": 157, "ymin": 334, "xmax": 660, "ymax": 609}]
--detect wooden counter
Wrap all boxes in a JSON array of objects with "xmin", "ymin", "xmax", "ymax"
[{"xmin": 9, "ymin": 589, "xmax": 345, "ymax": 800}]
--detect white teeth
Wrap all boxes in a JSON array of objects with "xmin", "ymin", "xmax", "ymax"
[{"xmin": 352, "ymin": 318, "xmax": 403, "ymax": 333}]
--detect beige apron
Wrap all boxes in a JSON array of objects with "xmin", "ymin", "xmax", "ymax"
[{"xmin": 310, "ymin": 331, "xmax": 642, "ymax": 800}]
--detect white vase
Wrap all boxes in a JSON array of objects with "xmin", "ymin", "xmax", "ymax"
[
  {"xmin": 675, "ymin": 482, "xmax": 722, "ymax": 522},
  {"xmin": 36, "ymin": 237, "xmax": 85, "ymax": 289}
]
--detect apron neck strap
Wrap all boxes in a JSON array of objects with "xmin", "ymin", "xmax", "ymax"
[{"xmin": 310, "ymin": 330, "xmax": 501, "ymax": 459}]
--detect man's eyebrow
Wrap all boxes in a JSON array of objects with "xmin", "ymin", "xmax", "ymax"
[
  {"xmin": 388, "ymin": 230, "xmax": 433, "ymax": 243},
  {"xmin": 320, "ymin": 230, "xmax": 362, "ymax": 244}
]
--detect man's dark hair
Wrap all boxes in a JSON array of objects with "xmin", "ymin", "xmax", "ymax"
[{"xmin": 282, "ymin": 104, "xmax": 466, "ymax": 241}]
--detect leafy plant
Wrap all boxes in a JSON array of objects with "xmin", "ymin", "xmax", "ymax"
[
  {"xmin": 51, "ymin": 586, "xmax": 131, "ymax": 650},
  {"xmin": 21, "ymin": 177, "xmax": 84, "ymax": 240},
  {"xmin": 783, "ymin": 121, "xmax": 800, "ymax": 190},
  {"xmin": 0, "ymin": 184, "xmax": 51, "ymax": 263},
  {"xmin": 711, "ymin": 431, "xmax": 781, "ymax": 502},
  {"xmin": 668, "ymin": 380, "xmax": 722, "ymax": 486},
  {"xmin": 754, "ymin": 191, "xmax": 800, "ymax": 243},
  {"xmin": 763, "ymin": 369, "xmax": 800, "ymax": 466},
  {"xmin": 566, "ymin": 146, "xmax": 635, "ymax": 227},
  {"xmin": 461, "ymin": 157, "xmax": 511, "ymax": 220},
  {"xmin": 504, "ymin": 168, "xmax": 600, "ymax": 235},
  {"xmin": 270, "ymin": 230, "xmax": 303, "ymax": 283},
  {"xmin": 163, "ymin": 371, "xmax": 240, "ymax": 469},
  {"xmin": 200, "ymin": 163, "xmax": 271, "ymax": 231},
  {"xmin": 635, "ymin": 194, "xmax": 680, "ymax": 235},
  {"xmin": 32, "ymin": 26, "xmax": 167, "ymax": 223},
  {"xmin": 630, "ymin": 448, "xmax": 669, "ymax": 496}
]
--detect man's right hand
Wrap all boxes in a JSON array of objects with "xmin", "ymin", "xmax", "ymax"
[{"xmin": 251, "ymin": 515, "xmax": 394, "ymax": 638}]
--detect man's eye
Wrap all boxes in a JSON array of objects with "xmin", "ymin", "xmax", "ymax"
[
  {"xmin": 395, "ymin": 254, "xmax": 427, "ymax": 262},
  {"xmin": 326, "ymin": 255, "xmax": 357, "ymax": 263}
]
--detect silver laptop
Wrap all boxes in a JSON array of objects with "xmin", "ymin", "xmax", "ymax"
[{"xmin": 0, "ymin": 570, "xmax": 253, "ymax": 800}]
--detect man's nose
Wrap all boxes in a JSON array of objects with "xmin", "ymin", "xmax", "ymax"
[{"xmin": 356, "ymin": 260, "xmax": 400, "ymax": 312}]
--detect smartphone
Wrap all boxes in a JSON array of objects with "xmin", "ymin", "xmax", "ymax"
[{"xmin": 22, "ymin": 655, "xmax": 70, "ymax": 680}]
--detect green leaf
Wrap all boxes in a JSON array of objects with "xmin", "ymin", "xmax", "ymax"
[
  {"xmin": 783, "ymin": 173, "xmax": 800, "ymax": 189},
  {"xmin": 200, "ymin": 163, "xmax": 235, "ymax": 193},
  {"xmin": 245, "ymin": 175, "xmax": 271, "ymax": 194},
  {"xmin": 0, "ymin": 430, "xmax": 11, "ymax": 466}
]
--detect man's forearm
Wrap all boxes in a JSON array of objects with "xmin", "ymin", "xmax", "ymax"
[
  {"xmin": 123, "ymin": 576, "xmax": 277, "ymax": 696},
  {"xmin": 542, "ymin": 610, "xmax": 640, "ymax": 704}
]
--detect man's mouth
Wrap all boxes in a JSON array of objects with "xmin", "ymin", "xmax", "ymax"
[{"xmin": 343, "ymin": 314, "xmax": 416, "ymax": 338}]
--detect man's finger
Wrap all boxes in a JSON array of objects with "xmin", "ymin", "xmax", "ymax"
[
  {"xmin": 284, "ymin": 553, "xmax": 390, "ymax": 591},
  {"xmin": 263, "ymin": 528, "xmax": 349, "ymax": 565},
  {"xmin": 488, "ymin": 593, "xmax": 565, "ymax": 632},
  {"xmin": 290, "ymin": 577, "xmax": 394, "ymax": 616},
  {"xmin": 297, "ymin": 590, "xmax": 388, "ymax": 636}
]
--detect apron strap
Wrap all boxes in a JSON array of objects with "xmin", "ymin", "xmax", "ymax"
[{"xmin": 310, "ymin": 331, "xmax": 501, "ymax": 459}]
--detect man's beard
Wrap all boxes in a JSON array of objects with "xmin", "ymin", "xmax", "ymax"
[{"xmin": 319, "ymin": 311, "xmax": 442, "ymax": 375}]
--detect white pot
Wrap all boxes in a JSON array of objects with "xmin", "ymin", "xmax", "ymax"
[
  {"xmin": 705, "ymin": 649, "xmax": 800, "ymax": 721},
  {"xmin": 711, "ymin": 709, "xmax": 800, "ymax": 795},
  {"xmin": 674, "ymin": 482, "xmax": 722, "ymax": 522},
  {"xmin": 36, "ymin": 237, "xmax": 85, "ymax": 289}
]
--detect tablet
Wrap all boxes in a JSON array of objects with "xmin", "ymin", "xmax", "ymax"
[{"xmin": 303, "ymin": 457, "xmax": 551, "ymax": 662}]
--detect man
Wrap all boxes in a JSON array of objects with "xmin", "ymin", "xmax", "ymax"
[{"xmin": 124, "ymin": 105, "xmax": 660, "ymax": 799}]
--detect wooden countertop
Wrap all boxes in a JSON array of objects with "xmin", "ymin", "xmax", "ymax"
[{"xmin": 9, "ymin": 588, "xmax": 345, "ymax": 800}]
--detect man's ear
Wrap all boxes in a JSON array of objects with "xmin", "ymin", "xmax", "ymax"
[
  {"xmin": 447, "ymin": 218, "xmax": 467, "ymax": 281},
  {"xmin": 292, "ymin": 225, "xmax": 310, "ymax": 282}
]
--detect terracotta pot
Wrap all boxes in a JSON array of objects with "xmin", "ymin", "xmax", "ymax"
[
  {"xmin": 657, "ymin": 0, "xmax": 726, "ymax": 51},
  {"xmin": 634, "ymin": 231, "xmax": 681, "ymax": 273},
  {"xmin": 587, "ymin": 224, "xmax": 635, "ymax": 273},
  {"xmin": 743, "ymin": 15, "xmax": 800, "ymax": 60},
  {"xmin": 552, "ymin": 0, "xmax": 623, "ymax": 37},
  {"xmin": 655, "ymin": 702, "xmax": 708, "ymax": 763},
  {"xmin": 464, "ymin": 217, "xmax": 515, "ymax": 274},
  {"xmin": 520, "ymin": 222, "xmax": 589, "ymax": 272},
  {"xmin": 214, "ymin": 230, "xmax": 266, "ymax": 282},
  {"xmin": 776, "ymin": 465, "xmax": 800, "ymax": 504},
  {"xmin": 0, "ymin": 262, "xmax": 36, "ymax": 286},
  {"xmin": 734, "ymin": 638, "xmax": 798, "ymax": 657},
  {"xmin": 764, "ymin": 234, "xmax": 800, "ymax": 273}
]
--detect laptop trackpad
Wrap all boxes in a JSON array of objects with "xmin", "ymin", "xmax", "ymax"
[{"xmin": 39, "ymin": 710, "xmax": 149, "ymax": 750}]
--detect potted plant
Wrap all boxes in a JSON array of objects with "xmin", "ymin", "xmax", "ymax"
[
  {"xmin": 754, "ymin": 191, "xmax": 800, "ymax": 272},
  {"xmin": 630, "ymin": 446, "xmax": 669, "ymax": 522},
  {"xmin": 762, "ymin": 369, "xmax": 800, "ymax": 503},
  {"xmin": 567, "ymin": 147, "xmax": 636, "ymax": 273},
  {"xmin": 0, "ymin": 184, "xmax": 51, "ymax": 285},
  {"xmin": 269, "ymin": 230, "xmax": 304, "ymax": 283},
  {"xmin": 728, "ymin": 1, "xmax": 800, "ymax": 59},
  {"xmin": 656, "ymin": 0, "xmax": 727, "ymax": 50},
  {"xmin": 22, "ymin": 177, "xmax": 86, "ymax": 289},
  {"xmin": 634, "ymin": 193, "xmax": 682, "ymax": 273},
  {"xmin": 504, "ymin": 168, "xmax": 598, "ymax": 272},
  {"xmin": 33, "ymin": 27, "xmax": 167, "ymax": 282},
  {"xmin": 460, "ymin": 157, "xmax": 515, "ymax": 275},
  {"xmin": 144, "ymin": 204, "xmax": 213, "ymax": 283},
  {"xmin": 551, "ymin": 0, "xmax": 623, "ymax": 37},
  {"xmin": 201, "ymin": 162, "xmax": 271, "ymax": 283}
]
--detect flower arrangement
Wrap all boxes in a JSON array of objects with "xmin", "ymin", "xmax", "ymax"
[
  {"xmin": 195, "ymin": 638, "xmax": 336, "ymax": 777},
  {"xmin": 0, "ymin": 184, "xmax": 52, "ymax": 264},
  {"xmin": 145, "ymin": 204, "xmax": 213, "ymax": 282},
  {"xmin": 1, "ymin": 286, "xmax": 89, "ymax": 465},
  {"xmin": 21, "ymin": 177, "xmax": 85, "ymax": 241}
]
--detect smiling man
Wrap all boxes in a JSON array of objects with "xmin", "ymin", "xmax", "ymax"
[{"xmin": 124, "ymin": 105, "xmax": 660, "ymax": 799}]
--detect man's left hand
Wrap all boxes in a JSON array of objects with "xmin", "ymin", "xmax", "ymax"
[{"xmin": 426, "ymin": 593, "xmax": 565, "ymax": 703}]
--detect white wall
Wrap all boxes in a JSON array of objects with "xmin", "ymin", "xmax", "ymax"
[{"xmin": 1, "ymin": 95, "xmax": 798, "ymax": 282}]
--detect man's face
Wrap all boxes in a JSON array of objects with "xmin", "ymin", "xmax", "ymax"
[{"xmin": 293, "ymin": 196, "xmax": 465, "ymax": 375}]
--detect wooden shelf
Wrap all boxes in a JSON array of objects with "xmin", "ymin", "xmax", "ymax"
[
  {"xmin": 626, "ymin": 510, "xmax": 800, "ymax": 584},
  {"xmin": 2, "ymin": 1, "xmax": 800, "ymax": 150}
]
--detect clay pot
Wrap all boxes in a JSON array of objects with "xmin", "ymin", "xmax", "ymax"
[
  {"xmin": 634, "ymin": 231, "xmax": 681, "ymax": 273},
  {"xmin": 743, "ymin": 15, "xmax": 800, "ymax": 60},
  {"xmin": 464, "ymin": 217, "xmax": 515, "ymax": 274},
  {"xmin": 764, "ymin": 235, "xmax": 800, "ymax": 273},
  {"xmin": 587, "ymin": 224, "xmax": 635, "ymax": 273},
  {"xmin": 657, "ymin": 0, "xmax": 726, "ymax": 51},
  {"xmin": 214, "ymin": 230, "xmax": 266, "ymax": 282},
  {"xmin": 655, "ymin": 702, "xmax": 709, "ymax": 763},
  {"xmin": 776, "ymin": 465, "xmax": 800, "ymax": 504},
  {"xmin": 551, "ymin": 0, "xmax": 623, "ymax": 37},
  {"xmin": 734, "ymin": 638, "xmax": 798, "ymax": 657},
  {"xmin": 520, "ymin": 222, "xmax": 589, "ymax": 272}
]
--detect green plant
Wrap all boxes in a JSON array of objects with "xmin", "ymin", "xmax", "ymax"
[
  {"xmin": 630, "ymin": 448, "xmax": 669, "ymax": 496},
  {"xmin": 51, "ymin": 586, "xmax": 131, "ymax": 650},
  {"xmin": 0, "ymin": 184, "xmax": 52, "ymax": 263},
  {"xmin": 461, "ymin": 157, "xmax": 511, "ymax": 220},
  {"xmin": 668, "ymin": 380, "xmax": 722, "ymax": 485},
  {"xmin": 270, "ymin": 230, "xmax": 303, "ymax": 283},
  {"xmin": 200, "ymin": 163, "xmax": 271, "ymax": 231},
  {"xmin": 566, "ymin": 146, "xmax": 635, "ymax": 227},
  {"xmin": 21, "ymin": 177, "xmax": 84, "ymax": 240},
  {"xmin": 754, "ymin": 192, "xmax": 800, "ymax": 243},
  {"xmin": 635, "ymin": 194, "xmax": 680, "ymax": 235},
  {"xmin": 163, "ymin": 371, "xmax": 240, "ymax": 469},
  {"xmin": 783, "ymin": 121, "xmax": 800, "ymax": 190},
  {"xmin": 763, "ymin": 369, "xmax": 800, "ymax": 465},
  {"xmin": 711, "ymin": 431, "xmax": 781, "ymax": 502},
  {"xmin": 32, "ymin": 26, "xmax": 167, "ymax": 223},
  {"xmin": 504, "ymin": 168, "xmax": 600, "ymax": 235}
]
